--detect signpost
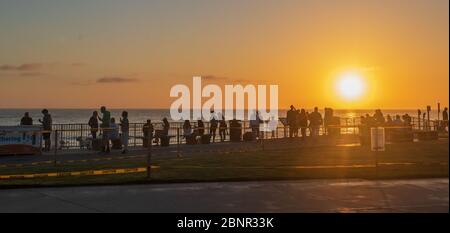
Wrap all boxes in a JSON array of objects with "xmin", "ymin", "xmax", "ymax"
[{"xmin": 371, "ymin": 127, "xmax": 385, "ymax": 178}]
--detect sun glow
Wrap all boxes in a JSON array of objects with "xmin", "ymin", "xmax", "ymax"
[{"xmin": 336, "ymin": 72, "xmax": 365, "ymax": 100}]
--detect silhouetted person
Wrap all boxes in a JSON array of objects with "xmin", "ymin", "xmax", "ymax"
[
  {"xmin": 287, "ymin": 105, "xmax": 297, "ymax": 138},
  {"xmin": 219, "ymin": 116, "xmax": 227, "ymax": 142},
  {"xmin": 162, "ymin": 117, "xmax": 170, "ymax": 136},
  {"xmin": 197, "ymin": 119, "xmax": 205, "ymax": 136},
  {"xmin": 393, "ymin": 115, "xmax": 403, "ymax": 126},
  {"xmin": 365, "ymin": 113, "xmax": 375, "ymax": 127},
  {"xmin": 183, "ymin": 120, "xmax": 193, "ymax": 137},
  {"xmin": 39, "ymin": 109, "xmax": 52, "ymax": 151},
  {"xmin": 98, "ymin": 106, "xmax": 111, "ymax": 153},
  {"xmin": 309, "ymin": 107, "xmax": 323, "ymax": 137},
  {"xmin": 109, "ymin": 118, "xmax": 119, "ymax": 140},
  {"xmin": 402, "ymin": 114, "xmax": 412, "ymax": 126},
  {"xmin": 373, "ymin": 109, "xmax": 385, "ymax": 125},
  {"xmin": 143, "ymin": 119, "xmax": 154, "ymax": 147},
  {"xmin": 120, "ymin": 111, "xmax": 129, "ymax": 154},
  {"xmin": 20, "ymin": 112, "xmax": 33, "ymax": 126},
  {"xmin": 386, "ymin": 114, "xmax": 393, "ymax": 125},
  {"xmin": 298, "ymin": 109, "xmax": 308, "ymax": 140},
  {"xmin": 250, "ymin": 111, "xmax": 263, "ymax": 139},
  {"xmin": 183, "ymin": 120, "xmax": 195, "ymax": 144},
  {"xmin": 88, "ymin": 111, "xmax": 99, "ymax": 139},
  {"xmin": 209, "ymin": 111, "xmax": 218, "ymax": 142},
  {"xmin": 442, "ymin": 107, "xmax": 448, "ymax": 131}
]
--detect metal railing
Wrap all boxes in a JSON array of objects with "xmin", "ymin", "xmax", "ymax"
[{"xmin": 35, "ymin": 116, "xmax": 445, "ymax": 150}]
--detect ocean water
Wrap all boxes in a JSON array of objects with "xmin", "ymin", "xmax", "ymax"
[{"xmin": 0, "ymin": 109, "xmax": 441, "ymax": 126}]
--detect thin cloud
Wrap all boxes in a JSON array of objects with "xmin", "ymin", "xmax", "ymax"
[
  {"xmin": 19, "ymin": 72, "xmax": 43, "ymax": 77},
  {"xmin": 198, "ymin": 75, "xmax": 255, "ymax": 84},
  {"xmin": 71, "ymin": 63, "xmax": 86, "ymax": 67},
  {"xmin": 201, "ymin": 75, "xmax": 228, "ymax": 81},
  {"xmin": 70, "ymin": 81, "xmax": 93, "ymax": 86},
  {"xmin": 0, "ymin": 63, "xmax": 42, "ymax": 71},
  {"xmin": 96, "ymin": 77, "xmax": 139, "ymax": 83}
]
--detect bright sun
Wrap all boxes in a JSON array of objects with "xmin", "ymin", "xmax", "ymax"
[{"xmin": 336, "ymin": 72, "xmax": 365, "ymax": 100}]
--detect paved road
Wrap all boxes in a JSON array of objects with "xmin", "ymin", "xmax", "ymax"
[{"xmin": 0, "ymin": 178, "xmax": 447, "ymax": 213}]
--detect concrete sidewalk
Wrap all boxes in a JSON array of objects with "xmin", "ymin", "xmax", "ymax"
[
  {"xmin": 0, "ymin": 178, "xmax": 447, "ymax": 213},
  {"xmin": 0, "ymin": 135, "xmax": 360, "ymax": 166}
]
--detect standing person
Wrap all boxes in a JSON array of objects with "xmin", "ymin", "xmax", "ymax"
[
  {"xmin": 143, "ymin": 119, "xmax": 154, "ymax": 147},
  {"xmin": 442, "ymin": 107, "xmax": 448, "ymax": 132},
  {"xmin": 20, "ymin": 112, "xmax": 33, "ymax": 126},
  {"xmin": 393, "ymin": 115, "xmax": 403, "ymax": 126},
  {"xmin": 287, "ymin": 105, "xmax": 297, "ymax": 138},
  {"xmin": 309, "ymin": 107, "xmax": 323, "ymax": 137},
  {"xmin": 120, "ymin": 111, "xmax": 129, "ymax": 154},
  {"xmin": 98, "ymin": 106, "xmax": 111, "ymax": 153},
  {"xmin": 39, "ymin": 109, "xmax": 52, "ymax": 151},
  {"xmin": 386, "ymin": 114, "xmax": 393, "ymax": 125},
  {"xmin": 88, "ymin": 111, "xmax": 99, "ymax": 139},
  {"xmin": 219, "ymin": 115, "xmax": 227, "ymax": 142},
  {"xmin": 250, "ymin": 111, "xmax": 263, "ymax": 139},
  {"xmin": 209, "ymin": 111, "xmax": 218, "ymax": 142},
  {"xmin": 162, "ymin": 117, "xmax": 170, "ymax": 136},
  {"xmin": 373, "ymin": 109, "xmax": 385, "ymax": 125},
  {"xmin": 298, "ymin": 109, "xmax": 308, "ymax": 140},
  {"xmin": 183, "ymin": 120, "xmax": 193, "ymax": 137},
  {"xmin": 293, "ymin": 110, "xmax": 300, "ymax": 137},
  {"xmin": 197, "ymin": 119, "xmax": 205, "ymax": 136},
  {"xmin": 20, "ymin": 112, "xmax": 34, "ymax": 144},
  {"xmin": 109, "ymin": 118, "xmax": 119, "ymax": 140}
]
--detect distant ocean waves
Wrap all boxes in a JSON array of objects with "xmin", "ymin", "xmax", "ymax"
[{"xmin": 0, "ymin": 109, "xmax": 440, "ymax": 125}]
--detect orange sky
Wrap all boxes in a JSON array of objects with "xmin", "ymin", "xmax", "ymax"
[{"xmin": 0, "ymin": 0, "xmax": 448, "ymax": 109}]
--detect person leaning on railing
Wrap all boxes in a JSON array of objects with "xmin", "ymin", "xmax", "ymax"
[{"xmin": 20, "ymin": 112, "xmax": 33, "ymax": 126}]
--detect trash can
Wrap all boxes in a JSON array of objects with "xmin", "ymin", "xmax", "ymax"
[{"xmin": 371, "ymin": 127, "xmax": 385, "ymax": 151}]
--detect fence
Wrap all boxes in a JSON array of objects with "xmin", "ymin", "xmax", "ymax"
[{"xmin": 43, "ymin": 116, "xmax": 446, "ymax": 150}]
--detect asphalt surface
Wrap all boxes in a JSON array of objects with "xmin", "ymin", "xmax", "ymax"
[{"xmin": 0, "ymin": 178, "xmax": 447, "ymax": 213}]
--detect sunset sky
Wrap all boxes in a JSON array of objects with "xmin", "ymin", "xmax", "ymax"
[{"xmin": 0, "ymin": 0, "xmax": 448, "ymax": 109}]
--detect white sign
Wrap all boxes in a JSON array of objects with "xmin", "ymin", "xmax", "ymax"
[
  {"xmin": 0, "ymin": 126, "xmax": 42, "ymax": 147},
  {"xmin": 371, "ymin": 127, "xmax": 385, "ymax": 151}
]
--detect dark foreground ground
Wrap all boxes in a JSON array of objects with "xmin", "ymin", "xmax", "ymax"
[
  {"xmin": 0, "ymin": 178, "xmax": 447, "ymax": 213},
  {"xmin": 0, "ymin": 138, "xmax": 448, "ymax": 187}
]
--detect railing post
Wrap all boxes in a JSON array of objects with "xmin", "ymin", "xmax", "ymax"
[
  {"xmin": 177, "ymin": 127, "xmax": 181, "ymax": 157},
  {"xmin": 54, "ymin": 130, "xmax": 58, "ymax": 166},
  {"xmin": 147, "ymin": 133, "xmax": 153, "ymax": 179},
  {"xmin": 133, "ymin": 123, "xmax": 137, "ymax": 147},
  {"xmin": 80, "ymin": 124, "xmax": 83, "ymax": 142}
]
